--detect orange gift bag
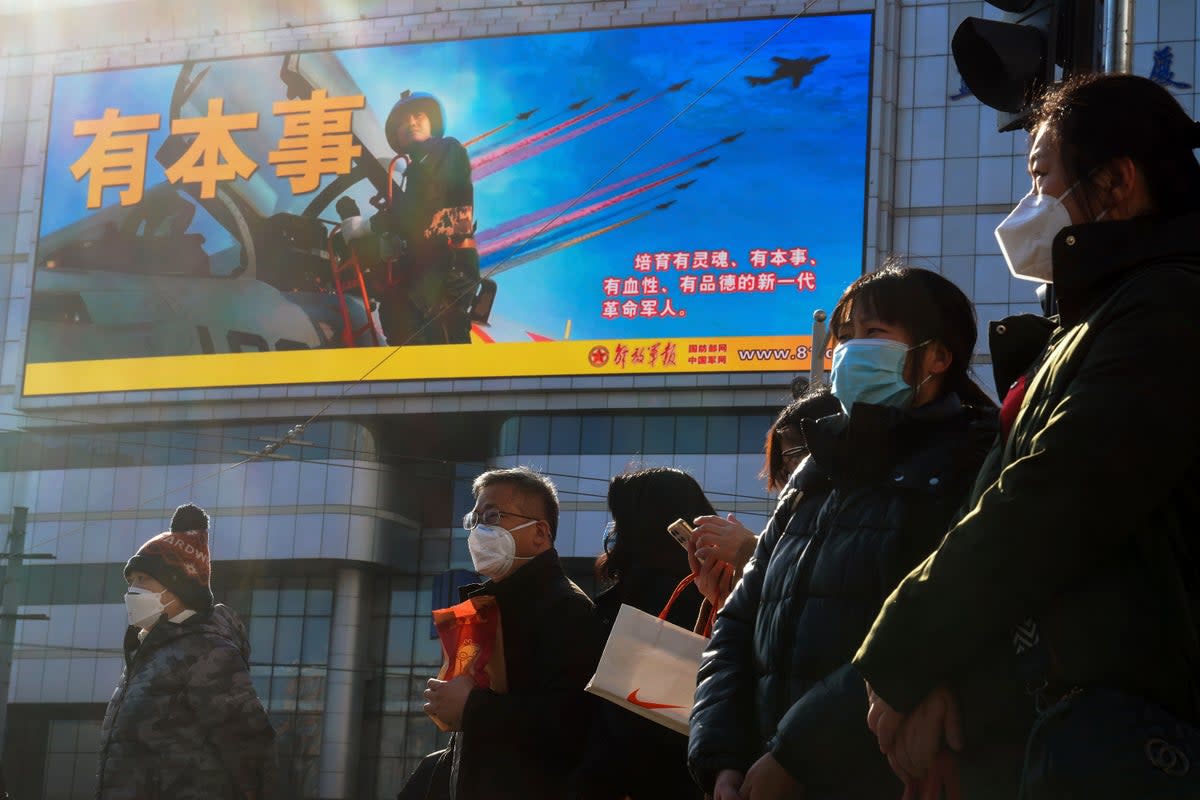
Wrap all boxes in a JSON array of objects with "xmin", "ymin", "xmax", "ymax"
[{"xmin": 429, "ymin": 596, "xmax": 507, "ymax": 730}]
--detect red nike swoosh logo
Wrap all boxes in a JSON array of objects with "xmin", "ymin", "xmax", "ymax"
[{"xmin": 626, "ymin": 688, "xmax": 685, "ymax": 710}]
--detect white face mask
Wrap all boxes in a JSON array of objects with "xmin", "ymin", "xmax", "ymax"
[
  {"xmin": 467, "ymin": 521, "xmax": 536, "ymax": 579},
  {"xmin": 125, "ymin": 587, "xmax": 168, "ymax": 628},
  {"xmin": 994, "ymin": 184, "xmax": 1078, "ymax": 284}
]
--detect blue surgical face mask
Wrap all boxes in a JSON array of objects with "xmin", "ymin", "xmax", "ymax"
[{"xmin": 830, "ymin": 338, "xmax": 931, "ymax": 414}]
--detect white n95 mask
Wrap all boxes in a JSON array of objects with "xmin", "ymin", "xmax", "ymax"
[
  {"xmin": 467, "ymin": 522, "xmax": 536, "ymax": 578},
  {"xmin": 124, "ymin": 587, "xmax": 167, "ymax": 628},
  {"xmin": 994, "ymin": 187, "xmax": 1077, "ymax": 284}
]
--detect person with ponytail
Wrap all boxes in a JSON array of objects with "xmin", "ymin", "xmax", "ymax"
[
  {"xmin": 688, "ymin": 264, "xmax": 997, "ymax": 800},
  {"xmin": 857, "ymin": 73, "xmax": 1200, "ymax": 799}
]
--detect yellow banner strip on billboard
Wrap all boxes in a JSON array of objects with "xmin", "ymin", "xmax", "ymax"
[{"xmin": 23, "ymin": 336, "xmax": 832, "ymax": 396}]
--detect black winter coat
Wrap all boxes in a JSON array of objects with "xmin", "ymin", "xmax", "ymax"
[
  {"xmin": 97, "ymin": 604, "xmax": 276, "ymax": 800},
  {"xmin": 855, "ymin": 211, "xmax": 1200, "ymax": 799},
  {"xmin": 449, "ymin": 549, "xmax": 605, "ymax": 800},
  {"xmin": 573, "ymin": 566, "xmax": 703, "ymax": 800},
  {"xmin": 689, "ymin": 396, "xmax": 997, "ymax": 798}
]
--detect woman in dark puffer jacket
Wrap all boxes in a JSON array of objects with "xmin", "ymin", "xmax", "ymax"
[{"xmin": 688, "ymin": 265, "xmax": 997, "ymax": 800}]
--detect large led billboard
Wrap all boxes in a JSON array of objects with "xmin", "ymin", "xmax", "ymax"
[{"xmin": 24, "ymin": 15, "xmax": 872, "ymax": 396}]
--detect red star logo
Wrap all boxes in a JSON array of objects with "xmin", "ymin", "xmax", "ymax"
[{"xmin": 588, "ymin": 346, "xmax": 609, "ymax": 368}]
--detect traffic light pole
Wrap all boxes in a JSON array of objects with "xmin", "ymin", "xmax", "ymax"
[
  {"xmin": 1102, "ymin": 0, "xmax": 1133, "ymax": 73},
  {"xmin": 809, "ymin": 309, "xmax": 828, "ymax": 387}
]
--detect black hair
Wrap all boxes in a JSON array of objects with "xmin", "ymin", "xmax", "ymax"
[
  {"xmin": 472, "ymin": 466, "xmax": 560, "ymax": 541},
  {"xmin": 595, "ymin": 467, "xmax": 716, "ymax": 583},
  {"xmin": 761, "ymin": 383, "xmax": 841, "ymax": 492},
  {"xmin": 831, "ymin": 261, "xmax": 996, "ymax": 409},
  {"xmin": 1033, "ymin": 73, "xmax": 1200, "ymax": 219}
]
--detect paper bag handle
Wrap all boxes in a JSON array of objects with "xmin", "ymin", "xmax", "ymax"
[{"xmin": 659, "ymin": 574, "xmax": 697, "ymax": 620}]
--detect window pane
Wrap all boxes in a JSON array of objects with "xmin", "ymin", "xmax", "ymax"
[
  {"xmin": 250, "ymin": 667, "xmax": 271, "ymax": 703},
  {"xmin": 306, "ymin": 576, "xmax": 334, "ymax": 614},
  {"xmin": 275, "ymin": 617, "xmax": 303, "ymax": 664},
  {"xmin": 384, "ymin": 676, "xmax": 410, "ymax": 713},
  {"xmin": 548, "ymin": 416, "xmax": 581, "ymax": 455},
  {"xmin": 643, "ymin": 416, "xmax": 674, "ymax": 453},
  {"xmin": 271, "ymin": 675, "xmax": 299, "ymax": 711},
  {"xmin": 707, "ymin": 415, "xmax": 739, "ymax": 453},
  {"xmin": 579, "ymin": 415, "xmax": 612, "ymax": 454},
  {"xmin": 297, "ymin": 676, "xmax": 325, "ymax": 712},
  {"xmin": 301, "ymin": 618, "xmax": 330, "ymax": 664},
  {"xmin": 278, "ymin": 579, "xmax": 307, "ymax": 615},
  {"xmin": 249, "ymin": 619, "xmax": 276, "ymax": 663},
  {"xmin": 386, "ymin": 617, "xmax": 415, "ymax": 665},
  {"xmin": 738, "ymin": 414, "xmax": 774, "ymax": 453},
  {"xmin": 251, "ymin": 582, "xmax": 279, "ymax": 615},
  {"xmin": 497, "ymin": 417, "xmax": 519, "ymax": 455},
  {"xmin": 674, "ymin": 416, "xmax": 707, "ymax": 455},
  {"xmin": 389, "ymin": 583, "xmax": 418, "ymax": 615},
  {"xmin": 611, "ymin": 416, "xmax": 642, "ymax": 454},
  {"xmin": 517, "ymin": 416, "xmax": 549, "ymax": 454}
]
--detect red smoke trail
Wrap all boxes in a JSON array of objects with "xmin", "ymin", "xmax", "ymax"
[
  {"xmin": 477, "ymin": 144, "xmax": 713, "ymax": 243},
  {"xmin": 479, "ymin": 167, "xmax": 688, "ymax": 256},
  {"xmin": 470, "ymin": 103, "xmax": 610, "ymax": 169},
  {"xmin": 463, "ymin": 121, "xmax": 512, "ymax": 148},
  {"xmin": 473, "ymin": 93, "xmax": 663, "ymax": 181},
  {"xmin": 487, "ymin": 211, "xmax": 653, "ymax": 275}
]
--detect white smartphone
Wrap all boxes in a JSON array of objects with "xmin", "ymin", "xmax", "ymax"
[{"xmin": 666, "ymin": 518, "xmax": 694, "ymax": 550}]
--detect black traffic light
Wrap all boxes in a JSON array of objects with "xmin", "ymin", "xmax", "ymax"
[{"xmin": 953, "ymin": 0, "xmax": 1102, "ymax": 131}]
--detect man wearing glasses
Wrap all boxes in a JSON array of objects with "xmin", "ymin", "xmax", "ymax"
[{"xmin": 421, "ymin": 466, "xmax": 604, "ymax": 799}]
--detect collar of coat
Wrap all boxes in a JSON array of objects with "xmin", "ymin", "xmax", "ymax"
[
  {"xmin": 1051, "ymin": 210, "xmax": 1200, "ymax": 327},
  {"xmin": 800, "ymin": 394, "xmax": 982, "ymax": 489},
  {"xmin": 462, "ymin": 547, "xmax": 563, "ymax": 602}
]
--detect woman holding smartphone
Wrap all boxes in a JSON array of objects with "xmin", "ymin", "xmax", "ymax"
[
  {"xmin": 574, "ymin": 467, "xmax": 716, "ymax": 800},
  {"xmin": 688, "ymin": 264, "xmax": 997, "ymax": 800}
]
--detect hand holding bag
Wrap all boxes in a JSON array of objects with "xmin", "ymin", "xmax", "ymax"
[{"xmin": 585, "ymin": 575, "xmax": 709, "ymax": 735}]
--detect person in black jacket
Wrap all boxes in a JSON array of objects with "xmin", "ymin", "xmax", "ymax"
[
  {"xmin": 688, "ymin": 385, "xmax": 843, "ymax": 618},
  {"xmin": 574, "ymin": 467, "xmax": 714, "ymax": 800},
  {"xmin": 420, "ymin": 467, "xmax": 605, "ymax": 800},
  {"xmin": 856, "ymin": 73, "xmax": 1200, "ymax": 800},
  {"xmin": 688, "ymin": 265, "xmax": 998, "ymax": 800}
]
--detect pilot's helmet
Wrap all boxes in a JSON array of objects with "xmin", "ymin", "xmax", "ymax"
[{"xmin": 386, "ymin": 90, "xmax": 446, "ymax": 154}]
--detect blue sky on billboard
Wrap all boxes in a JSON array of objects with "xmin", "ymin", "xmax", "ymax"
[{"xmin": 34, "ymin": 15, "xmax": 870, "ymax": 374}]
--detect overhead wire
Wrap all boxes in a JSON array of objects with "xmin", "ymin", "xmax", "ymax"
[{"xmin": 0, "ymin": 416, "xmax": 777, "ymax": 503}]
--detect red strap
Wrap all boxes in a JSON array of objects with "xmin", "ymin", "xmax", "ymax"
[
  {"xmin": 659, "ymin": 574, "xmax": 696, "ymax": 620},
  {"xmin": 999, "ymin": 373, "xmax": 1030, "ymax": 441}
]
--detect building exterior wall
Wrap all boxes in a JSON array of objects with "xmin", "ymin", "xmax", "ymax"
[{"xmin": 0, "ymin": 0, "xmax": 1196, "ymax": 797}]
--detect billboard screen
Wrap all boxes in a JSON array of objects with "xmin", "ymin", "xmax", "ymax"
[{"xmin": 24, "ymin": 14, "xmax": 872, "ymax": 396}]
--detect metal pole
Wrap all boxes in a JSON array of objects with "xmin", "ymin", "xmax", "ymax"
[
  {"xmin": 0, "ymin": 507, "xmax": 27, "ymax": 755},
  {"xmin": 1103, "ymin": 0, "xmax": 1134, "ymax": 73},
  {"xmin": 809, "ymin": 309, "xmax": 828, "ymax": 386}
]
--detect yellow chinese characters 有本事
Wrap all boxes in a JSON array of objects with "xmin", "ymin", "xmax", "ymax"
[
  {"xmin": 268, "ymin": 90, "xmax": 365, "ymax": 194},
  {"xmin": 70, "ymin": 108, "xmax": 161, "ymax": 209},
  {"xmin": 163, "ymin": 98, "xmax": 260, "ymax": 199}
]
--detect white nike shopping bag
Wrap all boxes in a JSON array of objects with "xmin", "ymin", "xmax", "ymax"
[{"xmin": 585, "ymin": 576, "xmax": 710, "ymax": 735}]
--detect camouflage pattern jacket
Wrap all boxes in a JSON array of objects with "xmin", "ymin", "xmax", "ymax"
[{"xmin": 97, "ymin": 604, "xmax": 276, "ymax": 800}]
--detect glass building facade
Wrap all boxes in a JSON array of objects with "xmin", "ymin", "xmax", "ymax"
[{"xmin": 0, "ymin": 407, "xmax": 782, "ymax": 797}]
